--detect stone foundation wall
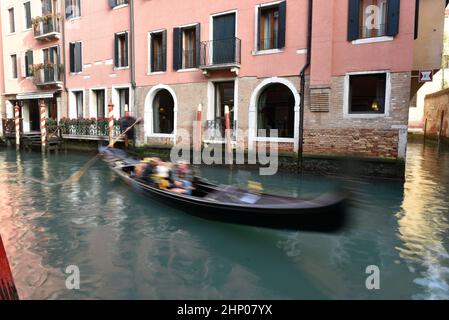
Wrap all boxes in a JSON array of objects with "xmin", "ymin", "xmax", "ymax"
[{"xmin": 424, "ymin": 88, "xmax": 449, "ymax": 140}]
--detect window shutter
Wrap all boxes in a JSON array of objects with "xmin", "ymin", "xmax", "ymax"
[
  {"xmin": 114, "ymin": 33, "xmax": 119, "ymax": 67},
  {"xmin": 77, "ymin": 0, "xmax": 81, "ymax": 17},
  {"xmin": 124, "ymin": 32, "xmax": 129, "ymax": 67},
  {"xmin": 70, "ymin": 43, "xmax": 75, "ymax": 72},
  {"xmin": 173, "ymin": 27, "xmax": 182, "ymax": 71},
  {"xmin": 25, "ymin": 3, "xmax": 32, "ymax": 28},
  {"xmin": 386, "ymin": 0, "xmax": 400, "ymax": 37},
  {"xmin": 108, "ymin": 0, "xmax": 116, "ymax": 9},
  {"xmin": 75, "ymin": 42, "xmax": 82, "ymax": 72},
  {"xmin": 149, "ymin": 34, "xmax": 154, "ymax": 72},
  {"xmin": 277, "ymin": 1, "xmax": 286, "ymax": 49},
  {"xmin": 162, "ymin": 30, "xmax": 167, "ymax": 71},
  {"xmin": 65, "ymin": 0, "xmax": 72, "ymax": 18},
  {"xmin": 26, "ymin": 51, "xmax": 34, "ymax": 77},
  {"xmin": 20, "ymin": 52, "xmax": 26, "ymax": 78},
  {"xmin": 347, "ymin": 0, "xmax": 360, "ymax": 41},
  {"xmin": 195, "ymin": 24, "xmax": 201, "ymax": 67}
]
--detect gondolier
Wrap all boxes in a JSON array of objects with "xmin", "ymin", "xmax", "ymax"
[{"xmin": 0, "ymin": 233, "xmax": 19, "ymax": 300}]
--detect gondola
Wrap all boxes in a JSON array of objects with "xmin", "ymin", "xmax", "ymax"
[{"xmin": 99, "ymin": 147, "xmax": 347, "ymax": 232}]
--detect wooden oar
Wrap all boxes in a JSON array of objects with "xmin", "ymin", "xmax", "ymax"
[{"xmin": 0, "ymin": 234, "xmax": 19, "ymax": 300}]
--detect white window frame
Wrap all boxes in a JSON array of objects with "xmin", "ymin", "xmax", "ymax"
[
  {"xmin": 68, "ymin": 89, "xmax": 86, "ymax": 119},
  {"xmin": 112, "ymin": 84, "xmax": 133, "ymax": 118},
  {"xmin": 253, "ymin": 0, "xmax": 285, "ymax": 55},
  {"xmin": 343, "ymin": 70, "xmax": 391, "ymax": 119},
  {"xmin": 23, "ymin": 1, "xmax": 32, "ymax": 31},
  {"xmin": 10, "ymin": 54, "xmax": 18, "ymax": 80},
  {"xmin": 8, "ymin": 6, "xmax": 16, "ymax": 34},
  {"xmin": 209, "ymin": 9, "xmax": 238, "ymax": 42},
  {"xmin": 89, "ymin": 87, "xmax": 107, "ymax": 119}
]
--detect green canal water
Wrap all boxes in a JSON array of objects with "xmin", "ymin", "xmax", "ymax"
[{"xmin": 0, "ymin": 141, "xmax": 448, "ymax": 300}]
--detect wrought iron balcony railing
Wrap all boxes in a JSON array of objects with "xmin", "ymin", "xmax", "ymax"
[
  {"xmin": 33, "ymin": 64, "xmax": 63, "ymax": 87},
  {"xmin": 203, "ymin": 118, "xmax": 237, "ymax": 142},
  {"xmin": 33, "ymin": 15, "xmax": 61, "ymax": 40},
  {"xmin": 200, "ymin": 38, "xmax": 241, "ymax": 69}
]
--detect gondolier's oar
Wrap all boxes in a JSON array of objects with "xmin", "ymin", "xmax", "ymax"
[
  {"xmin": 0, "ymin": 234, "xmax": 19, "ymax": 300},
  {"xmin": 108, "ymin": 117, "xmax": 142, "ymax": 148}
]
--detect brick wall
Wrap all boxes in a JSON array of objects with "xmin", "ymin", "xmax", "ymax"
[{"xmin": 424, "ymin": 88, "xmax": 449, "ymax": 139}]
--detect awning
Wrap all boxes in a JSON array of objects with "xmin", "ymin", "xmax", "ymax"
[{"xmin": 16, "ymin": 91, "xmax": 56, "ymax": 100}]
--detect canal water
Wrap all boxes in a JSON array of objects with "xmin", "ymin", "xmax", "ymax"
[{"xmin": 0, "ymin": 141, "xmax": 448, "ymax": 300}]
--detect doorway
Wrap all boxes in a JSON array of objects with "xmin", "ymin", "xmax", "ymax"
[
  {"xmin": 29, "ymin": 100, "xmax": 40, "ymax": 132},
  {"xmin": 212, "ymin": 13, "xmax": 236, "ymax": 64}
]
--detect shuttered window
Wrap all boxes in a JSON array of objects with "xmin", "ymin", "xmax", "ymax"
[
  {"xmin": 66, "ymin": 0, "xmax": 81, "ymax": 19},
  {"xmin": 348, "ymin": 0, "xmax": 400, "ymax": 41},
  {"xmin": 25, "ymin": 50, "xmax": 34, "ymax": 77},
  {"xmin": 24, "ymin": 2, "xmax": 32, "ymax": 29},
  {"xmin": 150, "ymin": 31, "xmax": 167, "ymax": 72},
  {"xmin": 257, "ymin": 1, "xmax": 286, "ymax": 51},
  {"xmin": 173, "ymin": 24, "xmax": 201, "ymax": 70},
  {"xmin": 11, "ymin": 55, "xmax": 18, "ymax": 79},
  {"xmin": 8, "ymin": 8, "xmax": 15, "ymax": 33},
  {"xmin": 115, "ymin": 32, "xmax": 129, "ymax": 68},
  {"xmin": 69, "ymin": 42, "xmax": 83, "ymax": 73}
]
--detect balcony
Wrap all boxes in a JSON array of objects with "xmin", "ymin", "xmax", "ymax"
[
  {"xmin": 33, "ymin": 64, "xmax": 63, "ymax": 88},
  {"xmin": 200, "ymin": 38, "xmax": 241, "ymax": 76},
  {"xmin": 33, "ymin": 15, "xmax": 61, "ymax": 41},
  {"xmin": 203, "ymin": 118, "xmax": 237, "ymax": 143},
  {"xmin": 59, "ymin": 118, "xmax": 125, "ymax": 141}
]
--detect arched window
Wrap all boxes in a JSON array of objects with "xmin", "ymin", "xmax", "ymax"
[
  {"xmin": 153, "ymin": 89, "xmax": 174, "ymax": 134},
  {"xmin": 257, "ymin": 83, "xmax": 295, "ymax": 138}
]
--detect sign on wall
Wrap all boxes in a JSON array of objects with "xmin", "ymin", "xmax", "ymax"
[{"xmin": 419, "ymin": 70, "xmax": 434, "ymax": 82}]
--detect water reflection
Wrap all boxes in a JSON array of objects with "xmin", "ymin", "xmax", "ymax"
[{"xmin": 0, "ymin": 142, "xmax": 448, "ymax": 299}]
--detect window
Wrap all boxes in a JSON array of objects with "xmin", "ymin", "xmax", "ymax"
[
  {"xmin": 114, "ymin": 32, "xmax": 128, "ymax": 68},
  {"xmin": 257, "ymin": 2, "xmax": 286, "ymax": 51},
  {"xmin": 109, "ymin": 0, "xmax": 128, "ymax": 9},
  {"xmin": 66, "ymin": 0, "xmax": 81, "ymax": 19},
  {"xmin": 149, "ymin": 31, "xmax": 166, "ymax": 72},
  {"xmin": 173, "ymin": 24, "xmax": 200, "ymax": 70},
  {"xmin": 348, "ymin": 0, "xmax": 400, "ymax": 41},
  {"xmin": 25, "ymin": 50, "xmax": 34, "ymax": 77},
  {"xmin": 360, "ymin": 0, "xmax": 387, "ymax": 38},
  {"xmin": 182, "ymin": 27, "xmax": 197, "ymax": 69},
  {"xmin": 24, "ymin": 2, "xmax": 32, "ymax": 29},
  {"xmin": 74, "ymin": 91, "xmax": 84, "ymax": 118},
  {"xmin": 11, "ymin": 55, "xmax": 18, "ymax": 79},
  {"xmin": 69, "ymin": 42, "xmax": 83, "ymax": 73},
  {"xmin": 257, "ymin": 83, "xmax": 294, "ymax": 138},
  {"xmin": 8, "ymin": 8, "xmax": 15, "ymax": 33},
  {"xmin": 117, "ymin": 88, "xmax": 129, "ymax": 117},
  {"xmin": 153, "ymin": 90, "xmax": 174, "ymax": 134},
  {"xmin": 93, "ymin": 90, "xmax": 106, "ymax": 118},
  {"xmin": 348, "ymin": 73, "xmax": 386, "ymax": 114}
]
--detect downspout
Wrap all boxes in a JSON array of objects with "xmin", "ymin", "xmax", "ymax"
[
  {"xmin": 130, "ymin": 0, "xmax": 136, "ymax": 105},
  {"xmin": 61, "ymin": 0, "xmax": 67, "ymax": 120},
  {"xmin": 297, "ymin": 0, "xmax": 313, "ymax": 173}
]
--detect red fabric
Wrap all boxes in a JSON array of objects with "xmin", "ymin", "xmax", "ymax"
[{"xmin": 0, "ymin": 235, "xmax": 19, "ymax": 300}]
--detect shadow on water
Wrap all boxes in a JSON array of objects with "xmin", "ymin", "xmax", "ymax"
[{"xmin": 0, "ymin": 141, "xmax": 449, "ymax": 299}]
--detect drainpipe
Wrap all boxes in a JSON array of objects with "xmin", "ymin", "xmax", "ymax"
[
  {"xmin": 61, "ymin": 0, "xmax": 67, "ymax": 120},
  {"xmin": 297, "ymin": 0, "xmax": 313, "ymax": 174},
  {"xmin": 130, "ymin": 0, "xmax": 136, "ymax": 108}
]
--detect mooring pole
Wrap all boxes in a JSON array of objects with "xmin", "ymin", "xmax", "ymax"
[
  {"xmin": 423, "ymin": 118, "xmax": 427, "ymax": 143},
  {"xmin": 14, "ymin": 103, "xmax": 20, "ymax": 151},
  {"xmin": 195, "ymin": 104, "xmax": 202, "ymax": 153},
  {"xmin": 0, "ymin": 234, "xmax": 19, "ymax": 300},
  {"xmin": 224, "ymin": 105, "xmax": 232, "ymax": 165},
  {"xmin": 108, "ymin": 102, "xmax": 114, "ymax": 148},
  {"xmin": 40, "ymin": 101, "xmax": 47, "ymax": 152},
  {"xmin": 438, "ymin": 110, "xmax": 445, "ymax": 146}
]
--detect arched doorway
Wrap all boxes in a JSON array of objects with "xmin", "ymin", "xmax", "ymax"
[
  {"xmin": 257, "ymin": 83, "xmax": 295, "ymax": 138},
  {"xmin": 144, "ymin": 84, "xmax": 178, "ymax": 142}
]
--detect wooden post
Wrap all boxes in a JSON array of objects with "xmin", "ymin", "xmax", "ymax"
[
  {"xmin": 40, "ymin": 101, "xmax": 47, "ymax": 152},
  {"xmin": 14, "ymin": 103, "xmax": 20, "ymax": 151},
  {"xmin": 124, "ymin": 111, "xmax": 129, "ymax": 149},
  {"xmin": 0, "ymin": 233, "xmax": 19, "ymax": 300},
  {"xmin": 108, "ymin": 102, "xmax": 114, "ymax": 147},
  {"xmin": 195, "ymin": 104, "xmax": 202, "ymax": 152},
  {"xmin": 439, "ymin": 111, "xmax": 445, "ymax": 144},
  {"xmin": 224, "ymin": 105, "xmax": 232, "ymax": 164}
]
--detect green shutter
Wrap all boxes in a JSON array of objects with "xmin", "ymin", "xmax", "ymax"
[
  {"xmin": 277, "ymin": 1, "xmax": 286, "ymax": 49},
  {"xmin": 173, "ymin": 28, "xmax": 182, "ymax": 71},
  {"xmin": 347, "ymin": 0, "xmax": 360, "ymax": 41},
  {"xmin": 114, "ymin": 33, "xmax": 119, "ymax": 67},
  {"xmin": 387, "ymin": 0, "xmax": 400, "ymax": 37},
  {"xmin": 195, "ymin": 24, "xmax": 201, "ymax": 67},
  {"xmin": 124, "ymin": 32, "xmax": 129, "ymax": 67},
  {"xmin": 162, "ymin": 30, "xmax": 167, "ymax": 71}
]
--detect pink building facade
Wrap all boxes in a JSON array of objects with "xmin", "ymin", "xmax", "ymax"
[{"xmin": 1, "ymin": 0, "xmax": 447, "ymax": 161}]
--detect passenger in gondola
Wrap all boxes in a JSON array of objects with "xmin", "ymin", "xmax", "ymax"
[{"xmin": 169, "ymin": 161, "xmax": 193, "ymax": 195}]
